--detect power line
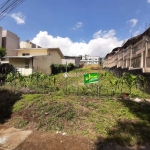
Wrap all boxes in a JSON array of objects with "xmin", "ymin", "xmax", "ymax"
[{"xmin": 0, "ymin": 0, "xmax": 25, "ymax": 20}]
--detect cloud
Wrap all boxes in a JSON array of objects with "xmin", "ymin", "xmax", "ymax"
[
  {"xmin": 93, "ymin": 29, "xmax": 116, "ymax": 39},
  {"xmin": 129, "ymin": 19, "xmax": 138, "ymax": 27},
  {"xmin": 72, "ymin": 22, "xmax": 84, "ymax": 30},
  {"xmin": 148, "ymin": 0, "xmax": 150, "ymax": 3},
  {"xmin": 133, "ymin": 30, "xmax": 140, "ymax": 36},
  {"xmin": 11, "ymin": 12, "xmax": 25, "ymax": 25},
  {"xmin": 93, "ymin": 30, "xmax": 102, "ymax": 39},
  {"xmin": 130, "ymin": 25, "xmax": 144, "ymax": 37},
  {"xmin": 32, "ymin": 30, "xmax": 123, "ymax": 57}
]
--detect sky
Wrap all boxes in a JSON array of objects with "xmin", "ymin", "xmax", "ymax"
[{"xmin": 1, "ymin": 0, "xmax": 150, "ymax": 57}]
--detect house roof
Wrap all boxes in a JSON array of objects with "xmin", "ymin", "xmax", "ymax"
[
  {"xmin": 4, "ymin": 55, "xmax": 51, "ymax": 59},
  {"xmin": 4, "ymin": 56, "xmax": 33, "ymax": 59},
  {"xmin": 64, "ymin": 56, "xmax": 81, "ymax": 59},
  {"xmin": 121, "ymin": 35, "xmax": 141, "ymax": 49},
  {"xmin": 13, "ymin": 48, "xmax": 64, "ymax": 58},
  {"xmin": 104, "ymin": 52, "xmax": 115, "ymax": 59},
  {"xmin": 112, "ymin": 47, "xmax": 121, "ymax": 52},
  {"xmin": 121, "ymin": 27, "xmax": 150, "ymax": 49}
]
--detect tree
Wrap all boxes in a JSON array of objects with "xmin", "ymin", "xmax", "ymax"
[{"xmin": 0, "ymin": 47, "xmax": 6, "ymax": 58}]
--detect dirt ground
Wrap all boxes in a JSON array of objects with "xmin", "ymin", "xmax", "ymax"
[{"xmin": 0, "ymin": 125, "xmax": 150, "ymax": 150}]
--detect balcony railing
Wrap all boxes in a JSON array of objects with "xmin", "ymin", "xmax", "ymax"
[
  {"xmin": 136, "ymin": 47, "xmax": 145, "ymax": 55},
  {"xmin": 131, "ymin": 57, "xmax": 141, "ymax": 68}
]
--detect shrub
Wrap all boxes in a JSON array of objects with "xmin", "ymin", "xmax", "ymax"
[
  {"xmin": 0, "ymin": 64, "xmax": 15, "ymax": 80},
  {"xmin": 0, "ymin": 63, "xmax": 15, "ymax": 75},
  {"xmin": 51, "ymin": 63, "xmax": 75, "ymax": 74}
]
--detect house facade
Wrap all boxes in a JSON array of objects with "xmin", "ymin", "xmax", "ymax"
[
  {"xmin": 5, "ymin": 48, "xmax": 64, "ymax": 75},
  {"xmin": 103, "ymin": 27, "xmax": 150, "ymax": 73}
]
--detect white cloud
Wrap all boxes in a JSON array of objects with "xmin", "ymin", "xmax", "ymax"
[
  {"xmin": 11, "ymin": 12, "xmax": 25, "ymax": 25},
  {"xmin": 93, "ymin": 30, "xmax": 102, "ymax": 39},
  {"xmin": 32, "ymin": 30, "xmax": 123, "ymax": 57},
  {"xmin": 133, "ymin": 30, "xmax": 140, "ymax": 36},
  {"xmin": 129, "ymin": 19, "xmax": 138, "ymax": 27},
  {"xmin": 72, "ymin": 22, "xmax": 83, "ymax": 30},
  {"xmin": 131, "ymin": 25, "xmax": 144, "ymax": 37},
  {"xmin": 148, "ymin": 0, "xmax": 150, "ymax": 3},
  {"xmin": 93, "ymin": 29, "xmax": 116, "ymax": 39}
]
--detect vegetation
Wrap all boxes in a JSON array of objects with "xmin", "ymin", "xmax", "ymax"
[
  {"xmin": 2, "ymin": 67, "xmax": 149, "ymax": 98},
  {"xmin": 0, "ymin": 47, "xmax": 6, "ymax": 58},
  {"xmin": 51, "ymin": 63, "xmax": 75, "ymax": 74},
  {"xmin": 0, "ymin": 92, "xmax": 150, "ymax": 146},
  {"xmin": 0, "ymin": 66, "xmax": 150, "ymax": 146},
  {"xmin": 0, "ymin": 64, "xmax": 15, "ymax": 81}
]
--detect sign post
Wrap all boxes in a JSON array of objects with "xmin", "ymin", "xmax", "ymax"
[
  {"xmin": 98, "ymin": 57, "xmax": 100, "ymax": 99},
  {"xmin": 83, "ymin": 58, "xmax": 100, "ymax": 98},
  {"xmin": 66, "ymin": 61, "xmax": 67, "ymax": 93}
]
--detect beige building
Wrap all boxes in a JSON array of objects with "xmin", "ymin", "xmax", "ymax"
[
  {"xmin": 5, "ymin": 48, "xmax": 64, "ymax": 75},
  {"xmin": 2, "ymin": 30, "xmax": 20, "ymax": 56},
  {"xmin": 103, "ymin": 27, "xmax": 150, "ymax": 73},
  {"xmin": 20, "ymin": 40, "xmax": 41, "ymax": 49}
]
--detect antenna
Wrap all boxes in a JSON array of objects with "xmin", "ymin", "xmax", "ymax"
[{"xmin": 145, "ymin": 22, "xmax": 147, "ymax": 30}]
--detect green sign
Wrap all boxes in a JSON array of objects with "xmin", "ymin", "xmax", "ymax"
[{"xmin": 84, "ymin": 73, "xmax": 98, "ymax": 84}]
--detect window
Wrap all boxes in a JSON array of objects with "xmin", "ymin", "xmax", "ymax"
[
  {"xmin": 22, "ymin": 53, "xmax": 30, "ymax": 56},
  {"xmin": 25, "ymin": 59, "xmax": 29, "ymax": 68}
]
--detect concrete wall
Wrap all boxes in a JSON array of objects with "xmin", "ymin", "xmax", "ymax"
[
  {"xmin": 33, "ymin": 55, "xmax": 52, "ymax": 74},
  {"xmin": 47, "ymin": 49, "xmax": 62, "ymax": 64},
  {"xmin": 33, "ymin": 50, "xmax": 63, "ymax": 75},
  {"xmin": 2, "ymin": 30, "xmax": 20, "ymax": 56},
  {"xmin": 0, "ymin": 27, "xmax": 2, "ymax": 47}
]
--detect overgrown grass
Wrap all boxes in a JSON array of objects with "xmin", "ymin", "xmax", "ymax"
[
  {"xmin": 1, "ymin": 67, "xmax": 150, "ymax": 146},
  {"xmin": 3, "ymin": 93, "xmax": 150, "ymax": 146}
]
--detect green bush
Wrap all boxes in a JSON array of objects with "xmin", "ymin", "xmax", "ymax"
[
  {"xmin": 51, "ymin": 63, "xmax": 75, "ymax": 74},
  {"xmin": 0, "ymin": 64, "xmax": 15, "ymax": 80}
]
